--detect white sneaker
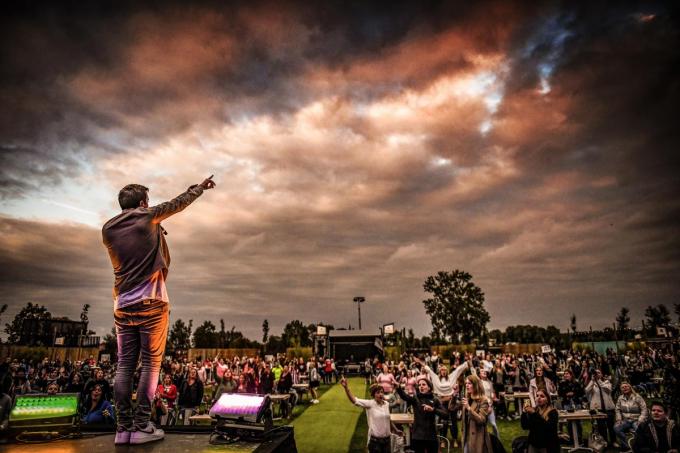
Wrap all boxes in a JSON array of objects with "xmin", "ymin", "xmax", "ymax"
[
  {"xmin": 130, "ymin": 422, "xmax": 165, "ymax": 445},
  {"xmin": 312, "ymin": 399, "xmax": 319, "ymax": 404},
  {"xmin": 114, "ymin": 428, "xmax": 131, "ymax": 445}
]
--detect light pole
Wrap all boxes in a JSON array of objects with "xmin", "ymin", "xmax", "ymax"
[{"xmin": 353, "ymin": 297, "xmax": 365, "ymax": 330}]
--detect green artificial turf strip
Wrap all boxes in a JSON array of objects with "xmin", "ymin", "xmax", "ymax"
[
  {"xmin": 287, "ymin": 379, "xmax": 606, "ymax": 453},
  {"xmin": 273, "ymin": 381, "xmax": 332, "ymax": 426},
  {"xmin": 291, "ymin": 377, "xmax": 366, "ymax": 453},
  {"xmin": 348, "ymin": 379, "xmax": 371, "ymax": 452}
]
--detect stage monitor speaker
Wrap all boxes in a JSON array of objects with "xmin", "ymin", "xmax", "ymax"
[
  {"xmin": 209, "ymin": 393, "xmax": 269, "ymax": 423},
  {"xmin": 209, "ymin": 393, "xmax": 273, "ymax": 438},
  {"xmin": 9, "ymin": 393, "xmax": 79, "ymax": 429}
]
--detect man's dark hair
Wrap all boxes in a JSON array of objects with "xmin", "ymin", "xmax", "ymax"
[
  {"xmin": 650, "ymin": 400, "xmax": 667, "ymax": 412},
  {"xmin": 118, "ymin": 184, "xmax": 149, "ymax": 210}
]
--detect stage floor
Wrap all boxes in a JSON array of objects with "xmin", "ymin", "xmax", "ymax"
[{"xmin": 2, "ymin": 432, "xmax": 292, "ymax": 452}]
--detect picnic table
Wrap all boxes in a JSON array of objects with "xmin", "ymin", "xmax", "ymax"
[
  {"xmin": 558, "ymin": 409, "xmax": 607, "ymax": 451},
  {"xmin": 270, "ymin": 393, "xmax": 291, "ymax": 419},
  {"xmin": 502, "ymin": 391, "xmax": 557, "ymax": 415},
  {"xmin": 292, "ymin": 383, "xmax": 309, "ymax": 401},
  {"xmin": 502, "ymin": 391, "xmax": 530, "ymax": 415},
  {"xmin": 343, "ymin": 364, "xmax": 362, "ymax": 374},
  {"xmin": 390, "ymin": 413, "xmax": 414, "ymax": 446}
]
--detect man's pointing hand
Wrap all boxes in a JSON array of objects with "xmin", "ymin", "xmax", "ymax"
[{"xmin": 200, "ymin": 175, "xmax": 216, "ymax": 190}]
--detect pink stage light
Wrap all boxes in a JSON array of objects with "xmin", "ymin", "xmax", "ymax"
[{"xmin": 209, "ymin": 393, "xmax": 266, "ymax": 418}]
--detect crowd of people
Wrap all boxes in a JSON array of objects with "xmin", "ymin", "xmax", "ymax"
[
  {"xmin": 0, "ymin": 352, "xmax": 346, "ymax": 431},
  {"xmin": 152, "ymin": 354, "xmax": 341, "ymax": 423},
  {"xmin": 347, "ymin": 345, "xmax": 679, "ymax": 453},
  {"xmin": 0, "ymin": 344, "xmax": 678, "ymax": 453}
]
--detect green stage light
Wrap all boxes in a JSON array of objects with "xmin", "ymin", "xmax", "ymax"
[{"xmin": 10, "ymin": 393, "xmax": 79, "ymax": 425}]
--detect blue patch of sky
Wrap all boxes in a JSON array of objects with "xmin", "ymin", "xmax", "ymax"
[
  {"xmin": 522, "ymin": 14, "xmax": 573, "ymax": 94},
  {"xmin": 0, "ymin": 152, "xmax": 117, "ymax": 227}
]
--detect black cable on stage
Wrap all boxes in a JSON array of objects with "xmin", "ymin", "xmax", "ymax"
[{"xmin": 14, "ymin": 432, "xmax": 80, "ymax": 444}]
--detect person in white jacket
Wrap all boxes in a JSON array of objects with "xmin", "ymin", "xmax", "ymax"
[
  {"xmin": 585, "ymin": 369, "xmax": 616, "ymax": 446},
  {"xmin": 614, "ymin": 381, "xmax": 648, "ymax": 447},
  {"xmin": 529, "ymin": 366, "xmax": 556, "ymax": 406},
  {"xmin": 416, "ymin": 356, "xmax": 470, "ymax": 447}
]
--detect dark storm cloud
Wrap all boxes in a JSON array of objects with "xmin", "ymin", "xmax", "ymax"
[
  {"xmin": 1, "ymin": 1, "xmax": 679, "ymax": 339},
  {"xmin": 495, "ymin": 1, "xmax": 680, "ymax": 248},
  {"xmin": 0, "ymin": 1, "xmax": 540, "ymax": 198},
  {"xmin": 0, "ymin": 216, "xmax": 113, "ymax": 334},
  {"xmin": 472, "ymin": 1, "xmax": 680, "ymax": 325}
]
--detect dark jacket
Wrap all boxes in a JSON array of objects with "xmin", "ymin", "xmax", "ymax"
[
  {"xmin": 632, "ymin": 419, "xmax": 679, "ymax": 453},
  {"xmin": 521, "ymin": 408, "xmax": 560, "ymax": 453},
  {"xmin": 396, "ymin": 386, "xmax": 447, "ymax": 441},
  {"xmin": 259, "ymin": 371, "xmax": 274, "ymax": 394},
  {"xmin": 102, "ymin": 186, "xmax": 204, "ymax": 295},
  {"xmin": 558, "ymin": 379, "xmax": 584, "ymax": 407},
  {"xmin": 83, "ymin": 378, "xmax": 113, "ymax": 404},
  {"xmin": 178, "ymin": 379, "xmax": 204, "ymax": 408},
  {"xmin": 276, "ymin": 372, "xmax": 292, "ymax": 393}
]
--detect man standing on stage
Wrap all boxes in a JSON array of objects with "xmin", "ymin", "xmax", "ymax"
[{"xmin": 102, "ymin": 176, "xmax": 216, "ymax": 445}]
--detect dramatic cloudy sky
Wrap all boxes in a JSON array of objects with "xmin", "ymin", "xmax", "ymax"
[{"xmin": 1, "ymin": 1, "xmax": 678, "ymax": 341}]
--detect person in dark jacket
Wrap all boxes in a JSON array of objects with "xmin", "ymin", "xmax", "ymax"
[
  {"xmin": 632, "ymin": 402, "xmax": 679, "ymax": 453},
  {"xmin": 661, "ymin": 354, "xmax": 680, "ymax": 423},
  {"xmin": 396, "ymin": 378, "xmax": 448, "ymax": 453},
  {"xmin": 521, "ymin": 389, "xmax": 559, "ymax": 453},
  {"xmin": 558, "ymin": 370, "xmax": 584, "ymax": 408},
  {"xmin": 82, "ymin": 384, "xmax": 116, "ymax": 425},
  {"xmin": 276, "ymin": 366, "xmax": 293, "ymax": 394},
  {"xmin": 259, "ymin": 364, "xmax": 275, "ymax": 394},
  {"xmin": 83, "ymin": 369, "xmax": 113, "ymax": 407},
  {"xmin": 102, "ymin": 176, "xmax": 215, "ymax": 445},
  {"xmin": 558, "ymin": 370, "xmax": 585, "ymax": 445},
  {"xmin": 64, "ymin": 372, "xmax": 84, "ymax": 394},
  {"xmin": 178, "ymin": 368, "xmax": 204, "ymax": 425}
]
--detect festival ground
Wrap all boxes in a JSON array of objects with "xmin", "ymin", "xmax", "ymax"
[{"xmin": 1, "ymin": 377, "xmax": 615, "ymax": 453}]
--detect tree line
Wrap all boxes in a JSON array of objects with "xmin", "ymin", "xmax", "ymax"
[
  {"xmin": 162, "ymin": 318, "xmax": 337, "ymax": 352},
  {"xmin": 420, "ymin": 269, "xmax": 680, "ymax": 347},
  {"xmin": 2, "ymin": 269, "xmax": 678, "ymax": 354}
]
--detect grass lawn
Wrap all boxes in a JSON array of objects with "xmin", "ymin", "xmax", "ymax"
[
  {"xmin": 284, "ymin": 381, "xmax": 616, "ymax": 453},
  {"xmin": 348, "ymin": 379, "xmax": 370, "ymax": 452},
  {"xmin": 460, "ymin": 414, "xmax": 600, "ymax": 453},
  {"xmin": 273, "ymin": 381, "xmax": 332, "ymax": 426},
  {"xmin": 291, "ymin": 377, "xmax": 366, "ymax": 453}
]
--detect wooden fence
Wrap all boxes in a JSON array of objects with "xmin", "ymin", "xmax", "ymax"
[
  {"xmin": 187, "ymin": 348, "xmax": 259, "ymax": 361},
  {"xmin": 0, "ymin": 344, "xmax": 101, "ymax": 362}
]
